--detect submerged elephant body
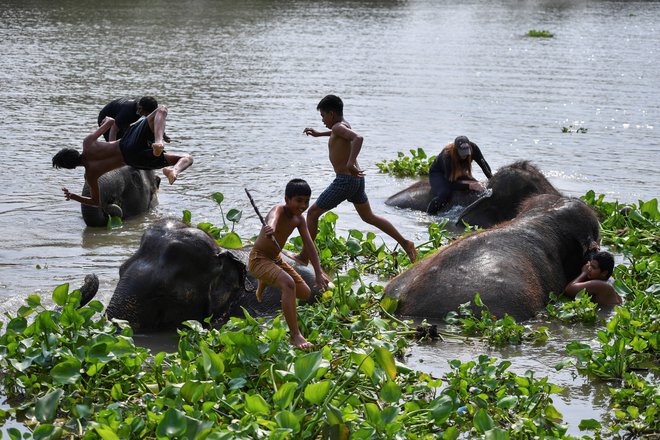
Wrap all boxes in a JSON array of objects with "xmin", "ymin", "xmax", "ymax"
[
  {"xmin": 385, "ymin": 180, "xmax": 484, "ymax": 215},
  {"xmin": 106, "ymin": 219, "xmax": 319, "ymax": 331},
  {"xmin": 384, "ymin": 194, "xmax": 600, "ymax": 321},
  {"xmin": 81, "ymin": 166, "xmax": 160, "ymax": 227}
]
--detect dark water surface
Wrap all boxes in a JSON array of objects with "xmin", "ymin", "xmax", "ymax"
[{"xmin": 1, "ymin": 0, "xmax": 658, "ymax": 434}]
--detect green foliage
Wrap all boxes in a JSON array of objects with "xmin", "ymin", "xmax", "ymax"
[
  {"xmin": 186, "ymin": 192, "xmax": 244, "ymax": 249},
  {"xmin": 376, "ymin": 148, "xmax": 436, "ymax": 177},
  {"xmin": 445, "ymin": 294, "xmax": 549, "ymax": 346},
  {"xmin": 546, "ymin": 291, "xmax": 599, "ymax": 324},
  {"xmin": 527, "ymin": 29, "xmax": 554, "ymax": 38},
  {"xmin": 561, "ymin": 125, "xmax": 588, "ymax": 133}
]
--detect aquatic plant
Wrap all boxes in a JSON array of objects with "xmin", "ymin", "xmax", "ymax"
[
  {"xmin": 376, "ymin": 147, "xmax": 435, "ymax": 177},
  {"xmin": 183, "ymin": 192, "xmax": 244, "ymax": 249},
  {"xmin": 546, "ymin": 291, "xmax": 600, "ymax": 324},
  {"xmin": 527, "ymin": 29, "xmax": 554, "ymax": 38},
  {"xmin": 562, "ymin": 125, "xmax": 588, "ymax": 134}
]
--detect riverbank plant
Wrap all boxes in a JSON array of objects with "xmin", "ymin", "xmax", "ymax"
[
  {"xmin": 375, "ymin": 148, "xmax": 435, "ymax": 177},
  {"xmin": 527, "ymin": 29, "xmax": 554, "ymax": 38}
]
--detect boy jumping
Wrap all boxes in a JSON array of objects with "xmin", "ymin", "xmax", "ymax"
[
  {"xmin": 248, "ymin": 179, "xmax": 328, "ymax": 349},
  {"xmin": 296, "ymin": 94, "xmax": 417, "ymax": 264}
]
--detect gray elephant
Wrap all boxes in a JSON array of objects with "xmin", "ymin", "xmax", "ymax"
[
  {"xmin": 384, "ymin": 194, "xmax": 600, "ymax": 321},
  {"xmin": 105, "ymin": 218, "xmax": 320, "ymax": 331},
  {"xmin": 385, "ymin": 161, "xmax": 559, "ymax": 228},
  {"xmin": 385, "ymin": 180, "xmax": 485, "ymax": 215},
  {"xmin": 81, "ymin": 166, "xmax": 160, "ymax": 227}
]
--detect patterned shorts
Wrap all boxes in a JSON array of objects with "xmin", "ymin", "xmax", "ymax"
[{"xmin": 316, "ymin": 174, "xmax": 368, "ymax": 210}]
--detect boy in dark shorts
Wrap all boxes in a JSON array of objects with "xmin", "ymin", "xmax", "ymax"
[
  {"xmin": 53, "ymin": 105, "xmax": 193, "ymax": 208},
  {"xmin": 97, "ymin": 96, "xmax": 169, "ymax": 142},
  {"xmin": 248, "ymin": 179, "xmax": 328, "ymax": 349},
  {"xmin": 296, "ymin": 95, "xmax": 417, "ymax": 265}
]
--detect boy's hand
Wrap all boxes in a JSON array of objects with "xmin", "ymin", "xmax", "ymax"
[
  {"xmin": 303, "ymin": 127, "xmax": 321, "ymax": 137},
  {"xmin": 262, "ymin": 224, "xmax": 275, "ymax": 237},
  {"xmin": 101, "ymin": 116, "xmax": 115, "ymax": 125},
  {"xmin": 62, "ymin": 187, "xmax": 73, "ymax": 201},
  {"xmin": 314, "ymin": 273, "xmax": 329, "ymax": 291},
  {"xmin": 348, "ymin": 163, "xmax": 365, "ymax": 177}
]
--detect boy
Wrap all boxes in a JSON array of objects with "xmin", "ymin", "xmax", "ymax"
[
  {"xmin": 53, "ymin": 105, "xmax": 193, "ymax": 208},
  {"xmin": 97, "ymin": 96, "xmax": 169, "ymax": 142},
  {"xmin": 564, "ymin": 251, "xmax": 622, "ymax": 305},
  {"xmin": 248, "ymin": 179, "xmax": 328, "ymax": 349},
  {"xmin": 296, "ymin": 94, "xmax": 417, "ymax": 265}
]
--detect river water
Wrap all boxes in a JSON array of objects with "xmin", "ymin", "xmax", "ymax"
[{"xmin": 0, "ymin": 0, "xmax": 658, "ymax": 434}]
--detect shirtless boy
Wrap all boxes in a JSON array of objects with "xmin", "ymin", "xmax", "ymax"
[
  {"xmin": 248, "ymin": 179, "xmax": 328, "ymax": 349},
  {"xmin": 296, "ymin": 94, "xmax": 417, "ymax": 264},
  {"xmin": 52, "ymin": 105, "xmax": 193, "ymax": 208},
  {"xmin": 564, "ymin": 251, "xmax": 622, "ymax": 305}
]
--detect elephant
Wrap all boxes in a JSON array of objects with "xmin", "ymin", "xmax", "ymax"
[
  {"xmin": 385, "ymin": 180, "xmax": 485, "ymax": 216},
  {"xmin": 105, "ymin": 218, "xmax": 320, "ymax": 331},
  {"xmin": 384, "ymin": 194, "xmax": 600, "ymax": 321},
  {"xmin": 81, "ymin": 166, "xmax": 160, "ymax": 227},
  {"xmin": 385, "ymin": 161, "xmax": 560, "ymax": 229}
]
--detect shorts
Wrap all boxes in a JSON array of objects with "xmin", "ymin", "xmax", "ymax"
[
  {"xmin": 119, "ymin": 143, "xmax": 170, "ymax": 170},
  {"xmin": 248, "ymin": 248, "xmax": 305, "ymax": 289},
  {"xmin": 316, "ymin": 174, "xmax": 368, "ymax": 210}
]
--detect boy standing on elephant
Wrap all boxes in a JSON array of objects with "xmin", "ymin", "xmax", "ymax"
[
  {"xmin": 564, "ymin": 251, "xmax": 622, "ymax": 305},
  {"xmin": 295, "ymin": 94, "xmax": 417, "ymax": 265},
  {"xmin": 248, "ymin": 179, "xmax": 328, "ymax": 349}
]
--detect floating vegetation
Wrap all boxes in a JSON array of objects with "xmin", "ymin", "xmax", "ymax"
[
  {"xmin": 527, "ymin": 29, "xmax": 554, "ymax": 38},
  {"xmin": 562, "ymin": 125, "xmax": 588, "ymax": 134},
  {"xmin": 376, "ymin": 147, "xmax": 435, "ymax": 177}
]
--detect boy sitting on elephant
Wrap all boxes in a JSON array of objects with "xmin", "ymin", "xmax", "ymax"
[
  {"xmin": 248, "ymin": 179, "xmax": 328, "ymax": 349},
  {"xmin": 564, "ymin": 251, "xmax": 622, "ymax": 305}
]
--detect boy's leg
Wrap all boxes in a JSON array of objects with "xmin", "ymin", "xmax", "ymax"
[
  {"xmin": 255, "ymin": 279, "xmax": 266, "ymax": 302},
  {"xmin": 272, "ymin": 271, "xmax": 312, "ymax": 349},
  {"xmin": 294, "ymin": 202, "xmax": 329, "ymax": 265},
  {"xmin": 146, "ymin": 106, "xmax": 168, "ymax": 156},
  {"xmin": 354, "ymin": 201, "xmax": 417, "ymax": 262},
  {"xmin": 163, "ymin": 152, "xmax": 194, "ymax": 184}
]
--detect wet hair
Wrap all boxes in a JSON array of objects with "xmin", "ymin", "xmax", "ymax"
[
  {"xmin": 592, "ymin": 251, "xmax": 615, "ymax": 278},
  {"xmin": 138, "ymin": 96, "xmax": 158, "ymax": 114},
  {"xmin": 317, "ymin": 95, "xmax": 343, "ymax": 116},
  {"xmin": 446, "ymin": 142, "xmax": 473, "ymax": 182},
  {"xmin": 52, "ymin": 148, "xmax": 82, "ymax": 169},
  {"xmin": 285, "ymin": 178, "xmax": 312, "ymax": 198}
]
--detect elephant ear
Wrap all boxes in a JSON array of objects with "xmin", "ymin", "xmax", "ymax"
[
  {"xmin": 216, "ymin": 249, "xmax": 247, "ymax": 292},
  {"xmin": 457, "ymin": 192, "xmax": 495, "ymax": 228}
]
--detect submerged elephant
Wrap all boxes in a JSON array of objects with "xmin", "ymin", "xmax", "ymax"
[
  {"xmin": 81, "ymin": 166, "xmax": 160, "ymax": 227},
  {"xmin": 385, "ymin": 180, "xmax": 485, "ymax": 215},
  {"xmin": 384, "ymin": 194, "xmax": 600, "ymax": 321},
  {"xmin": 385, "ymin": 161, "xmax": 559, "ymax": 228},
  {"xmin": 105, "ymin": 218, "xmax": 320, "ymax": 331}
]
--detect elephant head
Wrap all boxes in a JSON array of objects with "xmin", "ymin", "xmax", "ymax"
[
  {"xmin": 457, "ymin": 161, "xmax": 560, "ymax": 228},
  {"xmin": 385, "ymin": 180, "xmax": 484, "ymax": 215},
  {"xmin": 81, "ymin": 166, "xmax": 160, "ymax": 227},
  {"xmin": 385, "ymin": 194, "xmax": 600, "ymax": 321},
  {"xmin": 106, "ymin": 219, "xmax": 321, "ymax": 331}
]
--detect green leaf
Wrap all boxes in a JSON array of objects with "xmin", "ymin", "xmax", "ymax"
[
  {"xmin": 346, "ymin": 238, "xmax": 362, "ymax": 255},
  {"xmin": 374, "ymin": 347, "xmax": 397, "ymax": 380},
  {"xmin": 496, "ymin": 395, "xmax": 518, "ymax": 409},
  {"xmin": 245, "ymin": 394, "xmax": 271, "ymax": 415},
  {"xmin": 227, "ymin": 208, "xmax": 242, "ymax": 223},
  {"xmin": 35, "ymin": 389, "xmax": 64, "ymax": 423},
  {"xmin": 473, "ymin": 408, "xmax": 495, "ymax": 433},
  {"xmin": 273, "ymin": 382, "xmax": 298, "ymax": 409},
  {"xmin": 156, "ymin": 408, "xmax": 187, "ymax": 438},
  {"xmin": 33, "ymin": 424, "xmax": 63, "ymax": 440},
  {"xmin": 210, "ymin": 192, "xmax": 224, "ymax": 205},
  {"xmin": 274, "ymin": 410, "xmax": 300, "ymax": 432},
  {"xmin": 304, "ymin": 380, "xmax": 331, "ymax": 405},
  {"xmin": 200, "ymin": 345, "xmax": 225, "ymax": 378},
  {"xmin": 364, "ymin": 403, "xmax": 381, "ymax": 426},
  {"xmin": 182, "ymin": 209, "xmax": 192, "ymax": 224},
  {"xmin": 578, "ymin": 418, "xmax": 602, "ymax": 430},
  {"xmin": 52, "ymin": 283, "xmax": 69, "ymax": 307},
  {"xmin": 51, "ymin": 358, "xmax": 82, "ymax": 385},
  {"xmin": 294, "ymin": 351, "xmax": 322, "ymax": 384},
  {"xmin": 351, "ymin": 352, "xmax": 375, "ymax": 377},
  {"xmin": 111, "ymin": 383, "xmax": 123, "ymax": 400},
  {"xmin": 380, "ymin": 296, "xmax": 398, "ymax": 314},
  {"xmin": 325, "ymin": 403, "xmax": 343, "ymax": 425},
  {"xmin": 429, "ymin": 395, "xmax": 453, "ymax": 425},
  {"xmin": 217, "ymin": 232, "xmax": 243, "ymax": 249},
  {"xmin": 26, "ymin": 294, "xmax": 42, "ymax": 308},
  {"xmin": 380, "ymin": 380, "xmax": 401, "ymax": 403},
  {"xmin": 94, "ymin": 425, "xmax": 121, "ymax": 440}
]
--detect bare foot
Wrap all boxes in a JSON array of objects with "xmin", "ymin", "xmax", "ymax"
[
  {"xmin": 291, "ymin": 253, "xmax": 309, "ymax": 266},
  {"xmin": 290, "ymin": 333, "xmax": 313, "ymax": 349},
  {"xmin": 163, "ymin": 167, "xmax": 177, "ymax": 185},
  {"xmin": 152, "ymin": 142, "xmax": 164, "ymax": 156},
  {"xmin": 403, "ymin": 240, "xmax": 417, "ymax": 263},
  {"xmin": 255, "ymin": 280, "xmax": 265, "ymax": 303}
]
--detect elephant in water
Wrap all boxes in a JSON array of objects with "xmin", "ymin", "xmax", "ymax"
[
  {"xmin": 105, "ymin": 218, "xmax": 320, "ymax": 331},
  {"xmin": 81, "ymin": 166, "xmax": 160, "ymax": 227},
  {"xmin": 385, "ymin": 161, "xmax": 559, "ymax": 228},
  {"xmin": 384, "ymin": 194, "xmax": 600, "ymax": 321}
]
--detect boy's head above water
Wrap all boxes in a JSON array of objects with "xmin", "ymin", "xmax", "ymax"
[{"xmin": 284, "ymin": 178, "xmax": 312, "ymax": 215}]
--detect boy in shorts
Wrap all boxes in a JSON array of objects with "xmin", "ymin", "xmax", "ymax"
[
  {"xmin": 53, "ymin": 105, "xmax": 193, "ymax": 208},
  {"xmin": 248, "ymin": 179, "xmax": 328, "ymax": 349},
  {"xmin": 296, "ymin": 94, "xmax": 417, "ymax": 265},
  {"xmin": 564, "ymin": 251, "xmax": 622, "ymax": 305}
]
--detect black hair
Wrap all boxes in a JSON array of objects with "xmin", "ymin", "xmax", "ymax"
[
  {"xmin": 52, "ymin": 148, "xmax": 82, "ymax": 169},
  {"xmin": 592, "ymin": 251, "xmax": 615, "ymax": 278},
  {"xmin": 138, "ymin": 96, "xmax": 158, "ymax": 114},
  {"xmin": 285, "ymin": 178, "xmax": 311, "ymax": 198},
  {"xmin": 317, "ymin": 94, "xmax": 343, "ymax": 116}
]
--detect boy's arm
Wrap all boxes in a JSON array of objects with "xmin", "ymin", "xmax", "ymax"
[
  {"xmin": 62, "ymin": 178, "xmax": 100, "ymax": 207},
  {"xmin": 87, "ymin": 117, "xmax": 115, "ymax": 143},
  {"xmin": 298, "ymin": 217, "xmax": 328, "ymax": 290},
  {"xmin": 564, "ymin": 264, "xmax": 590, "ymax": 297},
  {"xmin": 332, "ymin": 124, "xmax": 364, "ymax": 176},
  {"xmin": 303, "ymin": 127, "xmax": 331, "ymax": 137}
]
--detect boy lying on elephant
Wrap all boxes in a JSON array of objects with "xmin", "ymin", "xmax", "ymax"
[
  {"xmin": 248, "ymin": 179, "xmax": 328, "ymax": 349},
  {"xmin": 52, "ymin": 105, "xmax": 193, "ymax": 208},
  {"xmin": 564, "ymin": 251, "xmax": 622, "ymax": 305}
]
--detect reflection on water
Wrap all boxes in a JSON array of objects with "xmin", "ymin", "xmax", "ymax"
[{"xmin": 1, "ymin": 0, "xmax": 658, "ymax": 432}]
